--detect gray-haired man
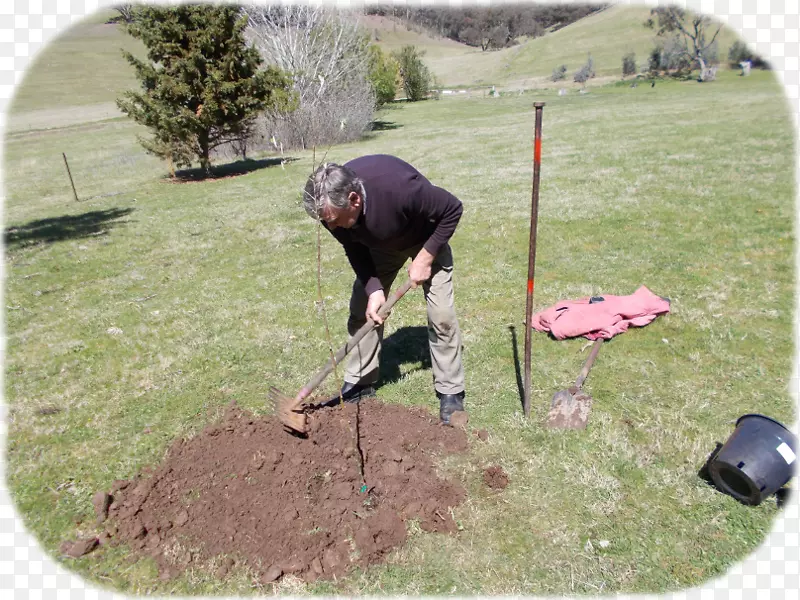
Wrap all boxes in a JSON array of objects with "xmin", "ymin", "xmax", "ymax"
[{"xmin": 303, "ymin": 154, "xmax": 466, "ymax": 423}]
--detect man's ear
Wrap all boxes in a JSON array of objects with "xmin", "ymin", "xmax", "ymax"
[{"xmin": 348, "ymin": 191, "xmax": 362, "ymax": 209}]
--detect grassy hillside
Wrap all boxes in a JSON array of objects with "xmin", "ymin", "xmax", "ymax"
[
  {"xmin": 6, "ymin": 4, "xmax": 751, "ymax": 128},
  {"xmin": 402, "ymin": 5, "xmax": 744, "ymax": 89},
  {"xmin": 9, "ymin": 9, "xmax": 145, "ymax": 118},
  {"xmin": 361, "ymin": 14, "xmax": 468, "ymax": 60}
]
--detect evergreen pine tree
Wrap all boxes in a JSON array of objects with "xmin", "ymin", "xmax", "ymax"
[{"xmin": 117, "ymin": 5, "xmax": 295, "ymax": 176}]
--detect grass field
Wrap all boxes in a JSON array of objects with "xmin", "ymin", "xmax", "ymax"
[{"xmin": 2, "ymin": 8, "xmax": 797, "ymax": 597}]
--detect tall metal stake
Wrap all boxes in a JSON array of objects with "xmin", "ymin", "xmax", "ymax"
[{"xmin": 524, "ymin": 102, "xmax": 545, "ymax": 418}]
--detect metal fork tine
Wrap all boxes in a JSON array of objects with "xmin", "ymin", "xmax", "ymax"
[
  {"xmin": 268, "ymin": 385, "xmax": 308, "ymax": 433},
  {"xmin": 268, "ymin": 387, "xmax": 288, "ymax": 401}
]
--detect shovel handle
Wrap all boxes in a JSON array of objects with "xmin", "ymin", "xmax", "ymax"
[
  {"xmin": 575, "ymin": 338, "xmax": 603, "ymax": 389},
  {"xmin": 297, "ymin": 279, "xmax": 414, "ymax": 399}
]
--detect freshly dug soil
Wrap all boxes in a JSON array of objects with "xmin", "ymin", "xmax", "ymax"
[
  {"xmin": 102, "ymin": 399, "xmax": 468, "ymax": 583},
  {"xmin": 449, "ymin": 410, "xmax": 469, "ymax": 428},
  {"xmin": 483, "ymin": 465, "xmax": 509, "ymax": 490}
]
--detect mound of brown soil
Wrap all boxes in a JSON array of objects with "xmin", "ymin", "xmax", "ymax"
[
  {"xmin": 101, "ymin": 399, "xmax": 468, "ymax": 583},
  {"xmin": 483, "ymin": 465, "xmax": 509, "ymax": 490}
]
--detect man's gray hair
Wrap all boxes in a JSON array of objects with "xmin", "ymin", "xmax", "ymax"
[{"xmin": 303, "ymin": 163, "xmax": 365, "ymax": 219}]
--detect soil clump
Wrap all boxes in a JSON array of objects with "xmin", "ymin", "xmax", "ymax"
[
  {"xmin": 60, "ymin": 538, "xmax": 99, "ymax": 558},
  {"xmin": 483, "ymin": 465, "xmax": 509, "ymax": 490},
  {"xmin": 101, "ymin": 399, "xmax": 468, "ymax": 583}
]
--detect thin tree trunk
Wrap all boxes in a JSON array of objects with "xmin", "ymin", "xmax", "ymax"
[{"xmin": 199, "ymin": 132, "xmax": 211, "ymax": 176}]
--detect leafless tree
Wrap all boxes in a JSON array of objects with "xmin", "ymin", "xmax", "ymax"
[
  {"xmin": 243, "ymin": 5, "xmax": 375, "ymax": 150},
  {"xmin": 113, "ymin": 4, "xmax": 137, "ymax": 23},
  {"xmin": 646, "ymin": 6, "xmax": 722, "ymax": 81}
]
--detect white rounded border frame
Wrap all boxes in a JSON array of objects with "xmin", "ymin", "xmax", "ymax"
[{"xmin": 0, "ymin": 0, "xmax": 797, "ymax": 599}]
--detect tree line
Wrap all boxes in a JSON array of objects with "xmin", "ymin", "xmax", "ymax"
[
  {"xmin": 553, "ymin": 7, "xmax": 770, "ymax": 85},
  {"xmin": 367, "ymin": 3, "xmax": 604, "ymax": 50},
  {"xmin": 115, "ymin": 4, "xmax": 433, "ymax": 178},
  {"xmin": 113, "ymin": 4, "xmax": 770, "ymax": 178},
  {"xmin": 643, "ymin": 7, "xmax": 768, "ymax": 81}
]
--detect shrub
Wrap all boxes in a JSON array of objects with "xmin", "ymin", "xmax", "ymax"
[
  {"xmin": 367, "ymin": 45, "xmax": 399, "ymax": 107},
  {"xmin": 622, "ymin": 52, "xmax": 637, "ymax": 77},
  {"xmin": 647, "ymin": 46, "xmax": 662, "ymax": 75},
  {"xmin": 393, "ymin": 45, "xmax": 432, "ymax": 101},
  {"xmin": 647, "ymin": 36, "xmax": 693, "ymax": 79},
  {"xmin": 551, "ymin": 64, "xmax": 567, "ymax": 82},
  {"xmin": 573, "ymin": 54, "xmax": 595, "ymax": 84},
  {"xmin": 728, "ymin": 40, "xmax": 770, "ymax": 69}
]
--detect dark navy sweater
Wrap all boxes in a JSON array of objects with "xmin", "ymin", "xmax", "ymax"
[{"xmin": 326, "ymin": 155, "xmax": 463, "ymax": 296}]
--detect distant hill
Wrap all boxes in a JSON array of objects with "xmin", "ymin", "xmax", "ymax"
[
  {"xmin": 368, "ymin": 5, "xmax": 746, "ymax": 89},
  {"xmin": 367, "ymin": 3, "xmax": 603, "ymax": 50},
  {"xmin": 360, "ymin": 14, "xmax": 469, "ymax": 60},
  {"xmin": 7, "ymin": 4, "xmax": 752, "ymax": 124}
]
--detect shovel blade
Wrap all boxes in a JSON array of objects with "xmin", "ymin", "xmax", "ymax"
[{"xmin": 545, "ymin": 387, "xmax": 593, "ymax": 429}]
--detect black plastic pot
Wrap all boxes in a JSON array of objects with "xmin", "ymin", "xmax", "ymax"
[{"xmin": 709, "ymin": 414, "xmax": 797, "ymax": 506}]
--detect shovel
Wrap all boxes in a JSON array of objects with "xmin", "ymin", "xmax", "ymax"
[
  {"xmin": 545, "ymin": 338, "xmax": 603, "ymax": 429},
  {"xmin": 271, "ymin": 279, "xmax": 414, "ymax": 434}
]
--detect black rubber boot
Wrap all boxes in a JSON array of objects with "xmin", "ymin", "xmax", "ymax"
[
  {"xmin": 437, "ymin": 391, "xmax": 465, "ymax": 424},
  {"xmin": 322, "ymin": 381, "xmax": 376, "ymax": 407}
]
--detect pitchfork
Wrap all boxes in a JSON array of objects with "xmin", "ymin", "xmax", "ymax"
[{"xmin": 270, "ymin": 279, "xmax": 414, "ymax": 434}]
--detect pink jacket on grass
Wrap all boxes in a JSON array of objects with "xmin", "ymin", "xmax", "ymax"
[{"xmin": 530, "ymin": 285, "xmax": 671, "ymax": 340}]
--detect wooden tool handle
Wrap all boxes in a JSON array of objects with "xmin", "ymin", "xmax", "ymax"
[
  {"xmin": 299, "ymin": 279, "xmax": 414, "ymax": 398},
  {"xmin": 575, "ymin": 338, "xmax": 603, "ymax": 389}
]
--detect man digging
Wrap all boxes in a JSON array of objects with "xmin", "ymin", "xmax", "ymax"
[{"xmin": 303, "ymin": 154, "xmax": 467, "ymax": 424}]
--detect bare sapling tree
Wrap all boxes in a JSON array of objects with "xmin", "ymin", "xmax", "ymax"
[
  {"xmin": 243, "ymin": 5, "xmax": 375, "ymax": 150},
  {"xmin": 573, "ymin": 53, "xmax": 595, "ymax": 87},
  {"xmin": 646, "ymin": 6, "xmax": 722, "ymax": 82}
]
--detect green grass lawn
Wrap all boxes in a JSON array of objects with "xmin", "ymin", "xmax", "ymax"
[{"xmin": 2, "ymin": 11, "xmax": 796, "ymax": 597}]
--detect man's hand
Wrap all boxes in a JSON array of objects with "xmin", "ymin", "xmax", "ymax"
[
  {"xmin": 366, "ymin": 289, "xmax": 386, "ymax": 325},
  {"xmin": 408, "ymin": 248, "xmax": 435, "ymax": 288}
]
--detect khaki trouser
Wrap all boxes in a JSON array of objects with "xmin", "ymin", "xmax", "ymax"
[{"xmin": 345, "ymin": 243, "xmax": 465, "ymax": 395}]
